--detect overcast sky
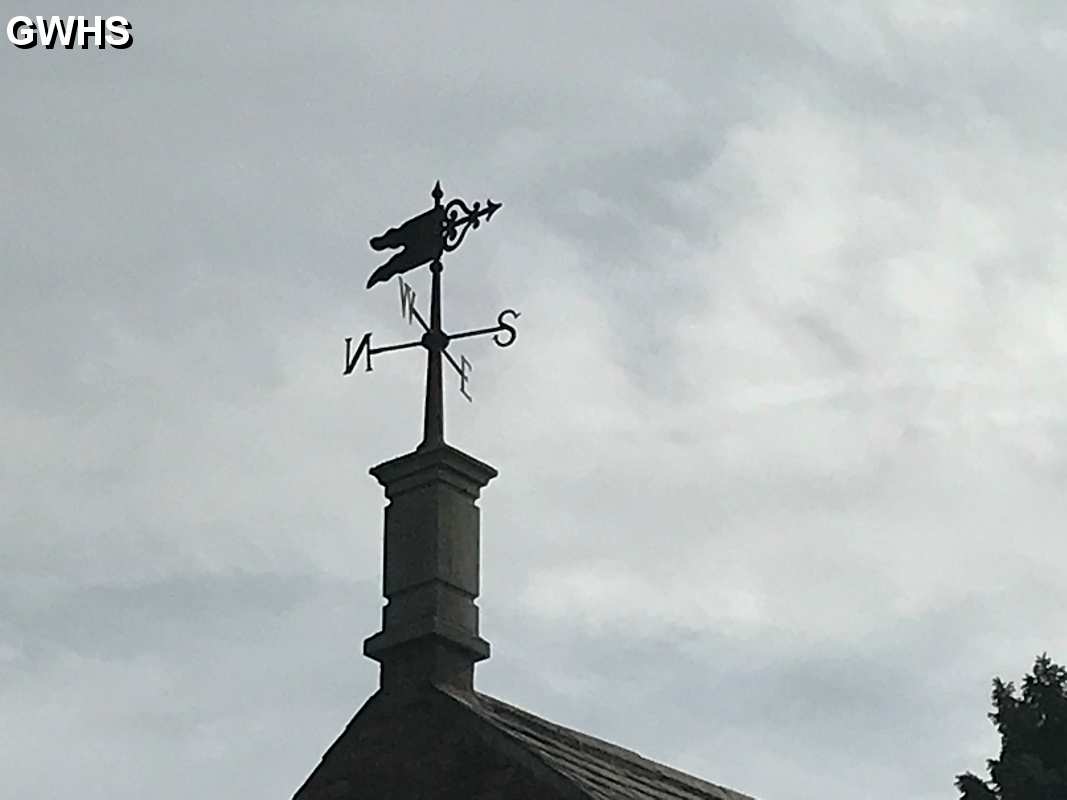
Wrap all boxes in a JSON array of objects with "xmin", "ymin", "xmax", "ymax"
[{"xmin": 4, "ymin": 2, "xmax": 1067, "ymax": 798}]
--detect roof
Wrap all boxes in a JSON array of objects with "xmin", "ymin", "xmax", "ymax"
[{"xmin": 442, "ymin": 687, "xmax": 757, "ymax": 800}]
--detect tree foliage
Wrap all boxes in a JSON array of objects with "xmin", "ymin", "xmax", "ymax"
[{"xmin": 956, "ymin": 654, "xmax": 1067, "ymax": 800}]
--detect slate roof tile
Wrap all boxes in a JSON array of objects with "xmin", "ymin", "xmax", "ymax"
[{"xmin": 443, "ymin": 688, "xmax": 758, "ymax": 800}]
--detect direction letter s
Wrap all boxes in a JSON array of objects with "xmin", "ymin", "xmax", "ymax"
[
  {"xmin": 105, "ymin": 15, "xmax": 133, "ymax": 48},
  {"xmin": 7, "ymin": 16, "xmax": 35, "ymax": 48},
  {"xmin": 493, "ymin": 309, "xmax": 520, "ymax": 348}
]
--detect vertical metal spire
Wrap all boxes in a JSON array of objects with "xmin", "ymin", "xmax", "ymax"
[
  {"xmin": 422, "ymin": 262, "xmax": 445, "ymax": 448},
  {"xmin": 420, "ymin": 182, "xmax": 446, "ymax": 449}
]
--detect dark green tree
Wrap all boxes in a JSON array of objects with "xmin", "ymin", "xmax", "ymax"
[{"xmin": 956, "ymin": 654, "xmax": 1067, "ymax": 800}]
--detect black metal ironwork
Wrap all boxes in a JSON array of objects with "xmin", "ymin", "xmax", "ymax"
[
  {"xmin": 345, "ymin": 182, "xmax": 520, "ymax": 450},
  {"xmin": 443, "ymin": 196, "xmax": 502, "ymax": 253}
]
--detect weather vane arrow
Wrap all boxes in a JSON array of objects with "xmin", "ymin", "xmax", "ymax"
[{"xmin": 344, "ymin": 181, "xmax": 520, "ymax": 450}]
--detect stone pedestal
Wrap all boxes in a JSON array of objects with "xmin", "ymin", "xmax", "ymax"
[{"xmin": 363, "ymin": 443, "xmax": 496, "ymax": 693}]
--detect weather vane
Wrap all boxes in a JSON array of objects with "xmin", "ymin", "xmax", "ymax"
[{"xmin": 344, "ymin": 181, "xmax": 520, "ymax": 450}]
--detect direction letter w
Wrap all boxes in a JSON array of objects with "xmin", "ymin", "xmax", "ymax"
[{"xmin": 398, "ymin": 278, "xmax": 417, "ymax": 324}]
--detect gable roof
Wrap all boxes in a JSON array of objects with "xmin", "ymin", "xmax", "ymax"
[{"xmin": 442, "ymin": 688, "xmax": 757, "ymax": 800}]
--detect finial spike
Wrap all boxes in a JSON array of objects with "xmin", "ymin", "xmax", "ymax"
[{"xmin": 432, "ymin": 181, "xmax": 444, "ymax": 204}]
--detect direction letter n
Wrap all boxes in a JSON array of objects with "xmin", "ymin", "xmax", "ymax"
[{"xmin": 344, "ymin": 333, "xmax": 373, "ymax": 374}]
